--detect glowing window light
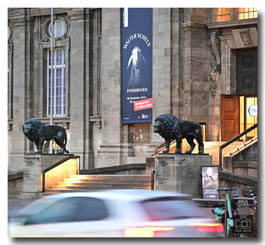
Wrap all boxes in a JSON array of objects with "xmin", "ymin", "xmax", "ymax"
[{"xmin": 238, "ymin": 8, "xmax": 258, "ymax": 20}]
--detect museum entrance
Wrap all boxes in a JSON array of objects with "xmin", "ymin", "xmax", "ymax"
[
  {"xmin": 221, "ymin": 48, "xmax": 257, "ymax": 142},
  {"xmin": 221, "ymin": 95, "xmax": 240, "ymax": 141},
  {"xmin": 240, "ymin": 95, "xmax": 258, "ymax": 140},
  {"xmin": 221, "ymin": 95, "xmax": 258, "ymax": 142}
]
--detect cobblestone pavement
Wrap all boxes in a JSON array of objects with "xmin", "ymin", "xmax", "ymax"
[{"xmin": 8, "ymin": 199, "xmax": 32, "ymax": 218}]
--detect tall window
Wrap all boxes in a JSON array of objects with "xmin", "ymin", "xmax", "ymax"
[{"xmin": 47, "ymin": 48, "xmax": 66, "ymax": 116}]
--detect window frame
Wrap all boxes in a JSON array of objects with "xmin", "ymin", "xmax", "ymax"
[
  {"xmin": 212, "ymin": 8, "xmax": 258, "ymax": 23},
  {"xmin": 49, "ymin": 17, "xmax": 68, "ymax": 39},
  {"xmin": 47, "ymin": 48, "xmax": 66, "ymax": 117}
]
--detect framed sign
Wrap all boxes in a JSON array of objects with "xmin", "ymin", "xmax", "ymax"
[
  {"xmin": 247, "ymin": 104, "xmax": 258, "ymax": 117},
  {"xmin": 121, "ymin": 8, "xmax": 153, "ymax": 124},
  {"xmin": 202, "ymin": 166, "xmax": 219, "ymax": 199}
]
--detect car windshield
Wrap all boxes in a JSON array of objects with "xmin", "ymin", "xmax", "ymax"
[{"xmin": 140, "ymin": 197, "xmax": 210, "ymax": 221}]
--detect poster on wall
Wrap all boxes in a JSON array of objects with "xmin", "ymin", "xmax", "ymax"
[
  {"xmin": 202, "ymin": 166, "xmax": 219, "ymax": 199},
  {"xmin": 121, "ymin": 8, "xmax": 153, "ymax": 124}
]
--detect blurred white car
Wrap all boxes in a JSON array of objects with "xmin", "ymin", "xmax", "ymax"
[{"xmin": 9, "ymin": 189, "xmax": 224, "ymax": 238}]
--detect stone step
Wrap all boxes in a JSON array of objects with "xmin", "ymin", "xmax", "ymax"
[
  {"xmin": 50, "ymin": 183, "xmax": 151, "ymax": 190},
  {"xmin": 45, "ymin": 185, "xmax": 151, "ymax": 193},
  {"xmin": 55, "ymin": 180, "xmax": 151, "ymax": 187},
  {"xmin": 203, "ymin": 141, "xmax": 244, "ymax": 165},
  {"xmin": 48, "ymin": 185, "xmax": 151, "ymax": 191},
  {"xmin": 63, "ymin": 175, "xmax": 151, "ymax": 184},
  {"xmin": 46, "ymin": 174, "xmax": 152, "ymax": 193},
  {"xmin": 59, "ymin": 179, "xmax": 151, "ymax": 185},
  {"xmin": 68, "ymin": 174, "xmax": 150, "ymax": 179}
]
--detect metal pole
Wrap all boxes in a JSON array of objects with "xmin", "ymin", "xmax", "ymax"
[{"xmin": 50, "ymin": 8, "xmax": 54, "ymax": 154}]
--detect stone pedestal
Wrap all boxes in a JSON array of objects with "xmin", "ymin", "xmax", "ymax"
[
  {"xmin": 23, "ymin": 154, "xmax": 77, "ymax": 197},
  {"xmin": 155, "ymin": 154, "xmax": 212, "ymax": 198}
]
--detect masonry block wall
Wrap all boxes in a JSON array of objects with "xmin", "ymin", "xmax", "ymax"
[{"xmin": 8, "ymin": 8, "xmax": 258, "ymax": 171}]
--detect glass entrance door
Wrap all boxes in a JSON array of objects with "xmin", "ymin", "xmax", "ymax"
[{"xmin": 240, "ymin": 96, "xmax": 258, "ymax": 140}]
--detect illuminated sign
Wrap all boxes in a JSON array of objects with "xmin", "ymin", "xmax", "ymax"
[{"xmin": 247, "ymin": 104, "xmax": 258, "ymax": 117}]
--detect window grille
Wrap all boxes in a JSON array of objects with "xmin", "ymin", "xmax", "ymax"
[
  {"xmin": 49, "ymin": 18, "xmax": 67, "ymax": 38},
  {"xmin": 47, "ymin": 48, "xmax": 66, "ymax": 116},
  {"xmin": 214, "ymin": 8, "xmax": 258, "ymax": 23},
  {"xmin": 238, "ymin": 8, "xmax": 258, "ymax": 20},
  {"xmin": 216, "ymin": 8, "xmax": 231, "ymax": 22}
]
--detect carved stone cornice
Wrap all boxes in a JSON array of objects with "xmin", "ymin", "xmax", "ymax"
[
  {"xmin": 207, "ymin": 19, "xmax": 258, "ymax": 29},
  {"xmin": 68, "ymin": 8, "xmax": 86, "ymax": 20},
  {"xmin": 182, "ymin": 22, "xmax": 206, "ymax": 30},
  {"xmin": 219, "ymin": 27, "xmax": 257, "ymax": 49}
]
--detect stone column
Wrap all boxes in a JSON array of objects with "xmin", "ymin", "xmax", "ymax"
[
  {"xmin": 180, "ymin": 25, "xmax": 209, "ymax": 123},
  {"xmin": 69, "ymin": 9, "xmax": 93, "ymax": 170},
  {"xmin": 96, "ymin": 8, "xmax": 124, "ymax": 167},
  {"xmin": 151, "ymin": 8, "xmax": 171, "ymax": 144},
  {"xmin": 171, "ymin": 9, "xmax": 181, "ymax": 118},
  {"xmin": 220, "ymin": 35, "xmax": 236, "ymax": 95},
  {"xmin": 8, "ymin": 10, "xmax": 27, "ymax": 172}
]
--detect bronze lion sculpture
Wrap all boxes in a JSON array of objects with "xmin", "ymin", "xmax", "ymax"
[
  {"xmin": 153, "ymin": 114, "xmax": 204, "ymax": 154},
  {"xmin": 22, "ymin": 119, "xmax": 69, "ymax": 154}
]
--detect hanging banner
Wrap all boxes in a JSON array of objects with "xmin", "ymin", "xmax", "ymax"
[{"xmin": 121, "ymin": 8, "xmax": 153, "ymax": 124}]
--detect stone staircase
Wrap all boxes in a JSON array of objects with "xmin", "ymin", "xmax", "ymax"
[
  {"xmin": 45, "ymin": 174, "xmax": 152, "ymax": 193},
  {"xmin": 43, "ymin": 139, "xmax": 257, "ymax": 194},
  {"xmin": 204, "ymin": 141, "xmax": 243, "ymax": 165},
  {"xmin": 223, "ymin": 137, "xmax": 258, "ymax": 178}
]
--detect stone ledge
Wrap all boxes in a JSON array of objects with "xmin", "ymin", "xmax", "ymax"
[
  {"xmin": 233, "ymin": 161, "xmax": 258, "ymax": 169},
  {"xmin": 80, "ymin": 163, "xmax": 147, "ymax": 175},
  {"xmin": 219, "ymin": 171, "xmax": 257, "ymax": 186},
  {"xmin": 207, "ymin": 19, "xmax": 258, "ymax": 29},
  {"xmin": 8, "ymin": 171, "xmax": 23, "ymax": 181}
]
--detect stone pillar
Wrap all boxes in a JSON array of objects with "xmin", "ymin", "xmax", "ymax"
[
  {"xmin": 171, "ymin": 9, "xmax": 181, "ymax": 118},
  {"xmin": 220, "ymin": 35, "xmax": 237, "ymax": 95},
  {"xmin": 69, "ymin": 9, "xmax": 93, "ymax": 170},
  {"xmin": 96, "ymin": 9, "xmax": 125, "ymax": 167},
  {"xmin": 8, "ymin": 10, "xmax": 27, "ymax": 172},
  {"xmin": 151, "ymin": 8, "xmax": 171, "ymax": 144},
  {"xmin": 23, "ymin": 154, "xmax": 77, "ymax": 198},
  {"xmin": 155, "ymin": 154, "xmax": 212, "ymax": 198}
]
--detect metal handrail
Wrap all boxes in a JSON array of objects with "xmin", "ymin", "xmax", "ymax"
[{"xmin": 219, "ymin": 123, "xmax": 258, "ymax": 169}]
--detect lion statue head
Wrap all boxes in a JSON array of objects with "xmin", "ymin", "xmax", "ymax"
[
  {"xmin": 153, "ymin": 114, "xmax": 182, "ymax": 140},
  {"xmin": 22, "ymin": 119, "xmax": 43, "ymax": 142}
]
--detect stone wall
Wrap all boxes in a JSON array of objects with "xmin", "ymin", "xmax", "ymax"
[
  {"xmin": 8, "ymin": 9, "xmax": 27, "ymax": 172},
  {"xmin": 8, "ymin": 8, "xmax": 258, "ymax": 172}
]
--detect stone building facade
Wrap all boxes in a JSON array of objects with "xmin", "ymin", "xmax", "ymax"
[{"xmin": 8, "ymin": 8, "xmax": 258, "ymax": 172}]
